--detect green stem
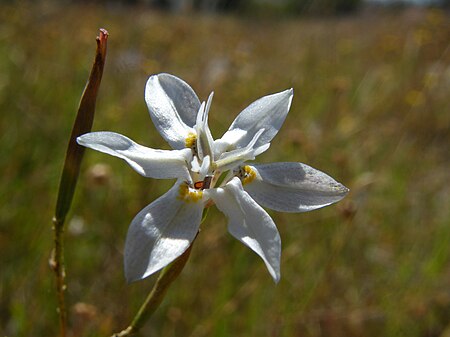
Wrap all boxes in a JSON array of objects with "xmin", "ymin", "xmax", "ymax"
[
  {"xmin": 50, "ymin": 217, "xmax": 67, "ymax": 337},
  {"xmin": 111, "ymin": 240, "xmax": 195, "ymax": 337}
]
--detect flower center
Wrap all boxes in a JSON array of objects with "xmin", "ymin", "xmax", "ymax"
[{"xmin": 183, "ymin": 94, "xmax": 266, "ymax": 194}]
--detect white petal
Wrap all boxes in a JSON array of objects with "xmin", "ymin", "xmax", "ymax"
[
  {"xmin": 216, "ymin": 89, "xmax": 293, "ymax": 152},
  {"xmin": 77, "ymin": 132, "xmax": 192, "ymax": 182},
  {"xmin": 124, "ymin": 182, "xmax": 204, "ymax": 282},
  {"xmin": 244, "ymin": 163, "xmax": 349, "ymax": 213},
  {"xmin": 206, "ymin": 177, "xmax": 281, "ymax": 282},
  {"xmin": 145, "ymin": 73, "xmax": 200, "ymax": 149}
]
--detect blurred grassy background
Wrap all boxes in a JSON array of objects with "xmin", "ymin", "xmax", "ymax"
[{"xmin": 1, "ymin": 1, "xmax": 449, "ymax": 336}]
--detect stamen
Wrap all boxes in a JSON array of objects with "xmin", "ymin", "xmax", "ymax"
[
  {"xmin": 240, "ymin": 165, "xmax": 256, "ymax": 185},
  {"xmin": 194, "ymin": 181, "xmax": 204, "ymax": 189},
  {"xmin": 193, "ymin": 175, "xmax": 213, "ymax": 190},
  {"xmin": 178, "ymin": 182, "xmax": 203, "ymax": 202},
  {"xmin": 185, "ymin": 133, "xmax": 197, "ymax": 150}
]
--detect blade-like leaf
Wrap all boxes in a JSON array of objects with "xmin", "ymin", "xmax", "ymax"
[
  {"xmin": 50, "ymin": 29, "xmax": 108, "ymax": 337},
  {"xmin": 55, "ymin": 29, "xmax": 108, "ymax": 221}
]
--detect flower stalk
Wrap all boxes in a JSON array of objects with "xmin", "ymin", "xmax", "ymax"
[{"xmin": 50, "ymin": 28, "xmax": 108, "ymax": 337}]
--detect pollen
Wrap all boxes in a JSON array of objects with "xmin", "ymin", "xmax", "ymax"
[
  {"xmin": 178, "ymin": 182, "xmax": 203, "ymax": 202},
  {"xmin": 185, "ymin": 133, "xmax": 197, "ymax": 149},
  {"xmin": 242, "ymin": 165, "xmax": 256, "ymax": 185}
]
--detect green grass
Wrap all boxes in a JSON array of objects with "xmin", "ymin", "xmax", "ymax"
[{"xmin": 1, "ymin": 3, "xmax": 449, "ymax": 336}]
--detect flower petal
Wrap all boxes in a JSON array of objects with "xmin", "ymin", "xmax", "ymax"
[
  {"xmin": 244, "ymin": 163, "xmax": 349, "ymax": 213},
  {"xmin": 124, "ymin": 181, "xmax": 204, "ymax": 282},
  {"xmin": 206, "ymin": 177, "xmax": 281, "ymax": 282},
  {"xmin": 215, "ymin": 89, "xmax": 293, "ymax": 153},
  {"xmin": 145, "ymin": 73, "xmax": 200, "ymax": 149},
  {"xmin": 77, "ymin": 131, "xmax": 192, "ymax": 182}
]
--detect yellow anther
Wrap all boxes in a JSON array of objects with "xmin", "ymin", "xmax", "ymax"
[
  {"xmin": 242, "ymin": 165, "xmax": 256, "ymax": 185},
  {"xmin": 178, "ymin": 182, "xmax": 203, "ymax": 202},
  {"xmin": 185, "ymin": 133, "xmax": 197, "ymax": 149}
]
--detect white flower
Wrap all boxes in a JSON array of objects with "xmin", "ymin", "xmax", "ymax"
[{"xmin": 77, "ymin": 73, "xmax": 348, "ymax": 283}]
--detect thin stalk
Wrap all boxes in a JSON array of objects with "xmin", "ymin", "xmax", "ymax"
[
  {"xmin": 50, "ymin": 29, "xmax": 108, "ymax": 337},
  {"xmin": 50, "ymin": 217, "xmax": 67, "ymax": 337}
]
